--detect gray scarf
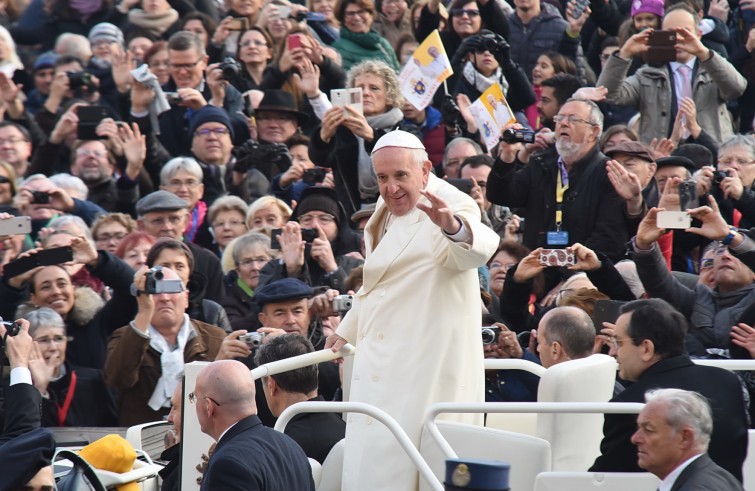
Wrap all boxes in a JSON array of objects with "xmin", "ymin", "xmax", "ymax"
[
  {"xmin": 357, "ymin": 107, "xmax": 404, "ymax": 200},
  {"xmin": 462, "ymin": 61, "xmax": 509, "ymax": 95}
]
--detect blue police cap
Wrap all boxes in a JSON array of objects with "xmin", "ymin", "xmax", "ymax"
[
  {"xmin": 445, "ymin": 459, "xmax": 510, "ymax": 490},
  {"xmin": 255, "ymin": 278, "xmax": 314, "ymax": 307}
]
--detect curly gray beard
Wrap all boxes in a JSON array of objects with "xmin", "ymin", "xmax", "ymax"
[{"xmin": 555, "ymin": 138, "xmax": 583, "ymax": 162}]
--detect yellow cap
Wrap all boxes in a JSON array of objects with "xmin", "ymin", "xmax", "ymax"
[{"xmin": 79, "ymin": 434, "xmax": 138, "ymax": 491}]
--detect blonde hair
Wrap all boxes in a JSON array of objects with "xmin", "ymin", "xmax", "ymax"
[
  {"xmin": 346, "ymin": 60, "xmax": 404, "ymax": 109},
  {"xmin": 246, "ymin": 196, "xmax": 293, "ymax": 229}
]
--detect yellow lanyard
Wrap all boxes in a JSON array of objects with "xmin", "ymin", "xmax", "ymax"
[{"xmin": 555, "ymin": 167, "xmax": 569, "ymax": 226}]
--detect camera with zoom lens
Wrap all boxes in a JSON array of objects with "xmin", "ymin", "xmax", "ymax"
[
  {"xmin": 66, "ymin": 71, "xmax": 96, "ymax": 93},
  {"xmin": 1, "ymin": 320, "xmax": 20, "ymax": 337},
  {"xmin": 144, "ymin": 266, "xmax": 184, "ymax": 295},
  {"xmin": 713, "ymin": 170, "xmax": 730, "ymax": 186},
  {"xmin": 219, "ymin": 57, "xmax": 241, "ymax": 80},
  {"xmin": 481, "ymin": 326, "xmax": 501, "ymax": 345},
  {"xmin": 501, "ymin": 128, "xmax": 536, "ymax": 144},
  {"xmin": 239, "ymin": 332, "xmax": 265, "ymax": 348},
  {"xmin": 332, "ymin": 295, "xmax": 353, "ymax": 313},
  {"xmin": 234, "ymin": 141, "xmax": 291, "ymax": 174}
]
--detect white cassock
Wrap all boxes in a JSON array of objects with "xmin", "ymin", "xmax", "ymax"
[{"xmin": 336, "ymin": 173, "xmax": 500, "ymax": 491}]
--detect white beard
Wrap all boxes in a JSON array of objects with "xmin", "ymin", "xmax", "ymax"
[{"xmin": 556, "ymin": 138, "xmax": 583, "ymax": 162}]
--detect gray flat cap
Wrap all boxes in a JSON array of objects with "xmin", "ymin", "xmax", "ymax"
[{"xmin": 136, "ymin": 190, "xmax": 189, "ymax": 216}]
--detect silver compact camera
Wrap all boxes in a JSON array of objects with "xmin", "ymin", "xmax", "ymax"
[
  {"xmin": 481, "ymin": 326, "xmax": 501, "ymax": 345},
  {"xmin": 332, "ymin": 295, "xmax": 353, "ymax": 313},
  {"xmin": 239, "ymin": 332, "xmax": 265, "ymax": 348}
]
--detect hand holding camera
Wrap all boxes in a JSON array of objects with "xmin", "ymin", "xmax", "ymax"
[
  {"xmin": 512, "ymin": 247, "xmax": 546, "ymax": 283},
  {"xmin": 567, "ymin": 243, "xmax": 601, "ymax": 272},
  {"xmin": 215, "ymin": 330, "xmax": 253, "ymax": 360},
  {"xmin": 1, "ymin": 318, "xmax": 32, "ymax": 369},
  {"xmin": 717, "ymin": 169, "xmax": 744, "ymax": 200},
  {"xmin": 309, "ymin": 225, "xmax": 338, "ymax": 273},
  {"xmin": 176, "ymin": 87, "xmax": 207, "ymax": 111}
]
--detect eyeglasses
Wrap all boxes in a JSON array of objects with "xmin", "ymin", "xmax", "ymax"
[
  {"xmin": 241, "ymin": 40, "xmax": 269, "ymax": 48},
  {"xmin": 489, "ymin": 261, "xmax": 515, "ymax": 270},
  {"xmin": 188, "ymin": 391, "xmax": 221, "ymax": 406},
  {"xmin": 212, "ymin": 219, "xmax": 245, "ymax": 229},
  {"xmin": 144, "ymin": 215, "xmax": 185, "ymax": 227},
  {"xmin": 93, "ymin": 39, "xmax": 116, "ymax": 48},
  {"xmin": 344, "ymin": 8, "xmax": 370, "ymax": 17},
  {"xmin": 553, "ymin": 114, "xmax": 596, "ymax": 126},
  {"xmin": 96, "ymin": 232, "xmax": 127, "ymax": 243},
  {"xmin": 451, "ymin": 8, "xmax": 480, "ymax": 17},
  {"xmin": 34, "ymin": 335, "xmax": 70, "ymax": 346},
  {"xmin": 169, "ymin": 59, "xmax": 203, "ymax": 71},
  {"xmin": 256, "ymin": 113, "xmax": 298, "ymax": 123},
  {"xmin": 298, "ymin": 213, "xmax": 335, "ymax": 226},
  {"xmin": 194, "ymin": 127, "xmax": 230, "ymax": 138},
  {"xmin": 238, "ymin": 257, "xmax": 270, "ymax": 267},
  {"xmin": 600, "ymin": 51, "xmax": 618, "ymax": 61},
  {"xmin": 166, "ymin": 179, "xmax": 202, "ymax": 190},
  {"xmin": 76, "ymin": 149, "xmax": 107, "ymax": 158},
  {"xmin": 609, "ymin": 336, "xmax": 639, "ymax": 349},
  {"xmin": 700, "ymin": 258, "xmax": 714, "ymax": 269},
  {"xmin": 718, "ymin": 158, "xmax": 754, "ymax": 166},
  {"xmin": 0, "ymin": 137, "xmax": 27, "ymax": 145}
]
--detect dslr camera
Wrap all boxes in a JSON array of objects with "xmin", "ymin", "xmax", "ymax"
[
  {"xmin": 30, "ymin": 190, "xmax": 50, "ymax": 204},
  {"xmin": 481, "ymin": 326, "xmax": 501, "ymax": 345},
  {"xmin": 66, "ymin": 71, "xmax": 96, "ymax": 93},
  {"xmin": 501, "ymin": 128, "xmax": 535, "ymax": 144},
  {"xmin": 332, "ymin": 295, "xmax": 353, "ymax": 313},
  {"xmin": 234, "ymin": 141, "xmax": 292, "ymax": 174},
  {"xmin": 144, "ymin": 266, "xmax": 184, "ymax": 295},
  {"xmin": 219, "ymin": 57, "xmax": 241, "ymax": 80},
  {"xmin": 239, "ymin": 332, "xmax": 265, "ymax": 348}
]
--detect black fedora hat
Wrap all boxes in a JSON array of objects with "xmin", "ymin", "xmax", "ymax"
[{"xmin": 256, "ymin": 90, "xmax": 309, "ymax": 126}]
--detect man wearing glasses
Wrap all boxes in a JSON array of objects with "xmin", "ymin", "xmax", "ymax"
[
  {"xmin": 488, "ymin": 98, "xmax": 630, "ymax": 262},
  {"xmin": 590, "ymin": 298, "xmax": 748, "ymax": 482},
  {"xmin": 710, "ymin": 135, "xmax": 755, "ymax": 230},
  {"xmin": 259, "ymin": 186, "xmax": 362, "ymax": 293},
  {"xmin": 135, "ymin": 190, "xmax": 225, "ymax": 303},
  {"xmin": 130, "ymin": 31, "xmax": 246, "ymax": 158}
]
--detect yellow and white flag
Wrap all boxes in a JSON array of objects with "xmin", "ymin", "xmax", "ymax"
[
  {"xmin": 469, "ymin": 83, "xmax": 516, "ymax": 150},
  {"xmin": 398, "ymin": 30, "xmax": 452, "ymax": 111}
]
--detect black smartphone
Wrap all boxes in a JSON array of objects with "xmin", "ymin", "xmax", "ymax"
[
  {"xmin": 270, "ymin": 228, "xmax": 318, "ymax": 249},
  {"xmin": 447, "ymin": 178, "xmax": 474, "ymax": 195},
  {"xmin": 591, "ymin": 300, "xmax": 627, "ymax": 333},
  {"xmin": 77, "ymin": 105, "xmax": 110, "ymax": 140},
  {"xmin": 3, "ymin": 247, "xmax": 74, "ymax": 279},
  {"xmin": 678, "ymin": 179, "xmax": 698, "ymax": 211}
]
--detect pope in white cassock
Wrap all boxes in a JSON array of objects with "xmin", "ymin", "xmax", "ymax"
[{"xmin": 327, "ymin": 130, "xmax": 500, "ymax": 491}]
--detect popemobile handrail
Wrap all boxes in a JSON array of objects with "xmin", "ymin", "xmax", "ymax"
[
  {"xmin": 692, "ymin": 359, "xmax": 755, "ymax": 370},
  {"xmin": 425, "ymin": 402, "xmax": 646, "ymax": 460},
  {"xmin": 483, "ymin": 358, "xmax": 547, "ymax": 376},
  {"xmin": 250, "ymin": 343, "xmax": 356, "ymax": 380},
  {"xmin": 275, "ymin": 401, "xmax": 445, "ymax": 491}
]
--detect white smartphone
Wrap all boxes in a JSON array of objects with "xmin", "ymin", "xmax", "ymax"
[
  {"xmin": 0, "ymin": 216, "xmax": 31, "ymax": 235},
  {"xmin": 330, "ymin": 88, "xmax": 363, "ymax": 114},
  {"xmin": 656, "ymin": 211, "xmax": 691, "ymax": 230}
]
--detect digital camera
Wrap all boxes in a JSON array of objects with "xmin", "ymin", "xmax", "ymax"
[
  {"xmin": 481, "ymin": 326, "xmax": 501, "ymax": 345},
  {"xmin": 239, "ymin": 332, "xmax": 265, "ymax": 348},
  {"xmin": 332, "ymin": 295, "xmax": 353, "ymax": 313},
  {"xmin": 219, "ymin": 57, "xmax": 241, "ymax": 80},
  {"xmin": 501, "ymin": 128, "xmax": 535, "ymax": 144}
]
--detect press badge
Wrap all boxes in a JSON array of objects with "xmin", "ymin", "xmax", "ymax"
[{"xmin": 546, "ymin": 230, "xmax": 569, "ymax": 246}]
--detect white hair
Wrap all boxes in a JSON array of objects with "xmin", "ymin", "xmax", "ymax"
[
  {"xmin": 644, "ymin": 388, "xmax": 713, "ymax": 453},
  {"xmin": 50, "ymin": 173, "xmax": 89, "ymax": 201}
]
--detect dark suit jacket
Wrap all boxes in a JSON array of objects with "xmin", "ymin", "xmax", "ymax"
[
  {"xmin": 1, "ymin": 384, "xmax": 40, "ymax": 443},
  {"xmin": 590, "ymin": 356, "xmax": 748, "ymax": 481},
  {"xmin": 670, "ymin": 454, "xmax": 744, "ymax": 490},
  {"xmin": 284, "ymin": 396, "xmax": 345, "ymax": 464},
  {"xmin": 200, "ymin": 414, "xmax": 315, "ymax": 491}
]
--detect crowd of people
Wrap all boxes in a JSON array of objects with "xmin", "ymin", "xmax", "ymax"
[{"xmin": 1, "ymin": 0, "xmax": 755, "ymax": 487}]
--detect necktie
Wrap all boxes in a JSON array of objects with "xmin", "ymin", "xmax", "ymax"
[{"xmin": 678, "ymin": 64, "xmax": 692, "ymax": 101}]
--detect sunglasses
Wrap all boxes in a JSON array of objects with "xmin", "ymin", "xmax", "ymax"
[{"xmin": 0, "ymin": 176, "xmax": 10, "ymax": 184}]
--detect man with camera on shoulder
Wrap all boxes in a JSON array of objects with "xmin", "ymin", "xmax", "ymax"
[
  {"xmin": 486, "ymin": 98, "xmax": 630, "ymax": 262},
  {"xmin": 104, "ymin": 265, "xmax": 229, "ymax": 426}
]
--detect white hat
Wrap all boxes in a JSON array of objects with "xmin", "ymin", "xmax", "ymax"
[{"xmin": 371, "ymin": 130, "xmax": 425, "ymax": 156}]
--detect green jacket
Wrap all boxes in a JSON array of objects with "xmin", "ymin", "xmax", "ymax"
[{"xmin": 332, "ymin": 28, "xmax": 400, "ymax": 72}]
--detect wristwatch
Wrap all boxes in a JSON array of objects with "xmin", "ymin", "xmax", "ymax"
[{"xmin": 721, "ymin": 226, "xmax": 738, "ymax": 246}]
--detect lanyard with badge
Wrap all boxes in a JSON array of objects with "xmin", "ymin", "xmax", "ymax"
[{"xmin": 547, "ymin": 164, "xmax": 570, "ymax": 246}]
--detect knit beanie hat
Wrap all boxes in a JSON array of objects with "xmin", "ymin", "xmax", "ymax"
[
  {"xmin": 33, "ymin": 52, "xmax": 58, "ymax": 72},
  {"xmin": 188, "ymin": 105, "xmax": 235, "ymax": 139},
  {"xmin": 293, "ymin": 187, "xmax": 341, "ymax": 226},
  {"xmin": 88, "ymin": 23, "xmax": 125, "ymax": 47},
  {"xmin": 631, "ymin": 0, "xmax": 664, "ymax": 18}
]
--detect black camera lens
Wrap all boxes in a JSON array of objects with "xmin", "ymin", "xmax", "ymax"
[{"xmin": 219, "ymin": 57, "xmax": 241, "ymax": 80}]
